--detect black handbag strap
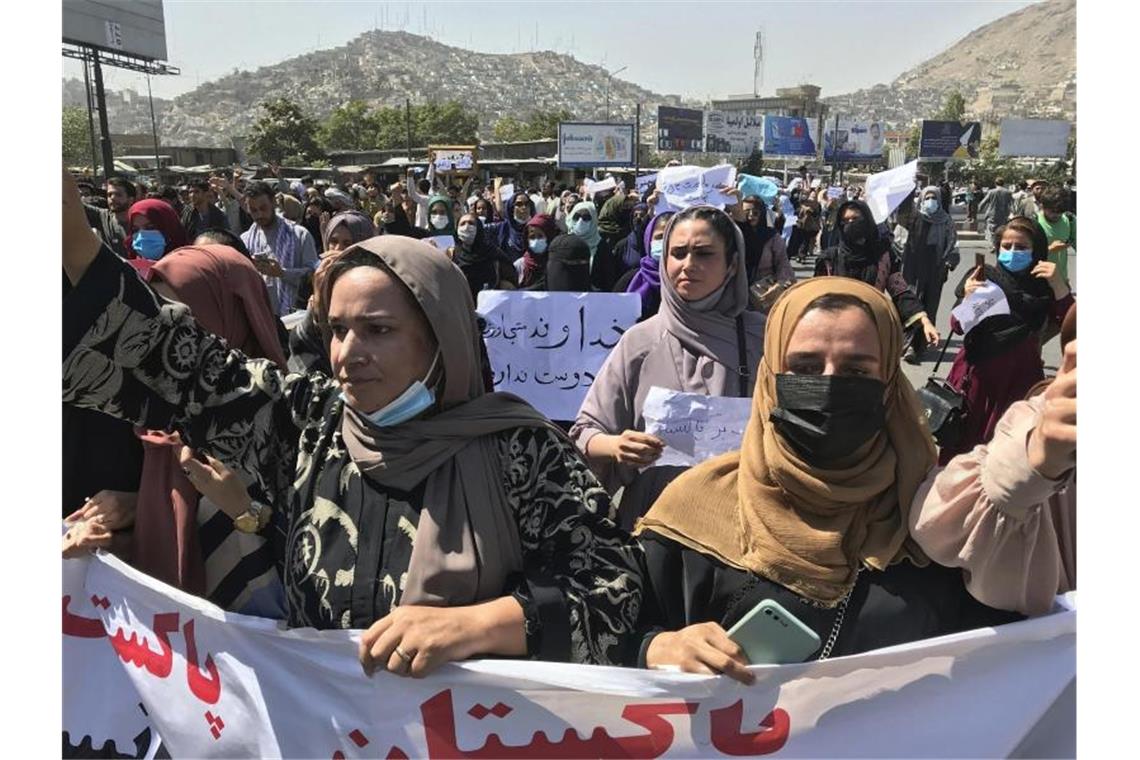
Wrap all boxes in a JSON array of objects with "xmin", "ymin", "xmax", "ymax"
[
  {"xmin": 930, "ymin": 331, "xmax": 955, "ymax": 375},
  {"xmin": 735, "ymin": 314, "xmax": 751, "ymax": 397}
]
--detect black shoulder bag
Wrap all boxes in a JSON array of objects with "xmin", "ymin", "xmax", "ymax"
[
  {"xmin": 915, "ymin": 333, "xmax": 966, "ymax": 448},
  {"xmin": 735, "ymin": 315, "xmax": 752, "ymax": 397}
]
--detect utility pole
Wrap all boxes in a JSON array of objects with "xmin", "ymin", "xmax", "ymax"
[
  {"xmin": 605, "ymin": 65, "xmax": 627, "ymax": 122},
  {"xmin": 146, "ymin": 73, "xmax": 161, "ymax": 176},
  {"xmin": 405, "ymin": 98, "xmax": 412, "ymax": 161},
  {"xmin": 82, "ymin": 54, "xmax": 100, "ymax": 176},
  {"xmin": 91, "ymin": 50, "xmax": 114, "ymax": 184}
]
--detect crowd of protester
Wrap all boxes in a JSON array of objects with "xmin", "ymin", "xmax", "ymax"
[{"xmin": 63, "ymin": 159, "xmax": 1075, "ymax": 679}]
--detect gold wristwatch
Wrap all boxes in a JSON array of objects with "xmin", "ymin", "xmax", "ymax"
[{"xmin": 233, "ymin": 500, "xmax": 272, "ymax": 534}]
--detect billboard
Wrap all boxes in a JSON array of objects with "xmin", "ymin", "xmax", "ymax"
[
  {"xmin": 704, "ymin": 111, "xmax": 763, "ymax": 155},
  {"xmin": 919, "ymin": 120, "xmax": 982, "ymax": 160},
  {"xmin": 824, "ymin": 120, "xmax": 885, "ymax": 161},
  {"xmin": 557, "ymin": 122, "xmax": 636, "ymax": 168},
  {"xmin": 657, "ymin": 106, "xmax": 705, "ymax": 152},
  {"xmin": 998, "ymin": 119, "xmax": 1071, "ymax": 158},
  {"xmin": 763, "ymin": 116, "xmax": 820, "ymax": 158},
  {"xmin": 63, "ymin": 0, "xmax": 169, "ymax": 61}
]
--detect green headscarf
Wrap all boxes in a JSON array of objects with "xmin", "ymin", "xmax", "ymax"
[
  {"xmin": 426, "ymin": 194, "xmax": 456, "ymax": 238},
  {"xmin": 597, "ymin": 192, "xmax": 627, "ymax": 238}
]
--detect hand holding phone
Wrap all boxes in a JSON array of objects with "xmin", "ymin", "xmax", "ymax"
[{"xmin": 727, "ymin": 599, "xmax": 821, "ymax": 665}]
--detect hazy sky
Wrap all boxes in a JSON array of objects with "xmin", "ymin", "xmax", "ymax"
[{"xmin": 62, "ymin": 0, "xmax": 1037, "ymax": 102}]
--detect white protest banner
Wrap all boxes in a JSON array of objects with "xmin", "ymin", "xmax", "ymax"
[
  {"xmin": 635, "ymin": 172, "xmax": 658, "ymax": 195},
  {"xmin": 826, "ymin": 186, "xmax": 844, "ymax": 200},
  {"xmin": 865, "ymin": 159, "xmax": 919, "ymax": 224},
  {"xmin": 657, "ymin": 165, "xmax": 738, "ymax": 212},
  {"xmin": 998, "ymin": 119, "xmax": 1071, "ymax": 158},
  {"xmin": 951, "ymin": 281, "xmax": 1011, "ymax": 335},
  {"xmin": 73, "ymin": 551, "xmax": 1075, "ymax": 758},
  {"xmin": 476, "ymin": 291, "xmax": 640, "ymax": 420},
  {"xmin": 642, "ymin": 386, "xmax": 753, "ymax": 467},
  {"xmin": 498, "ymin": 183, "xmax": 515, "ymax": 202},
  {"xmin": 63, "ymin": 554, "xmax": 163, "ymax": 758}
]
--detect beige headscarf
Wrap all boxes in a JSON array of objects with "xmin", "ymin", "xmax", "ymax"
[
  {"xmin": 635, "ymin": 277, "xmax": 937, "ymax": 606},
  {"xmin": 316, "ymin": 236, "xmax": 561, "ymax": 606}
]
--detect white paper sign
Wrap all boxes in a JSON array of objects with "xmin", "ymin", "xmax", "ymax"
[
  {"xmin": 865, "ymin": 160, "xmax": 919, "ymax": 224},
  {"xmin": 656, "ymin": 165, "xmax": 739, "ymax": 212},
  {"xmin": 70, "ymin": 551, "xmax": 1075, "ymax": 758},
  {"xmin": 642, "ymin": 386, "xmax": 753, "ymax": 467},
  {"xmin": 476, "ymin": 291, "xmax": 640, "ymax": 421},
  {"xmin": 584, "ymin": 176, "xmax": 618, "ymax": 198},
  {"xmin": 635, "ymin": 172, "xmax": 658, "ymax": 195},
  {"xmin": 499, "ymin": 183, "xmax": 516, "ymax": 202},
  {"xmin": 951, "ymin": 281, "xmax": 1011, "ymax": 335},
  {"xmin": 426, "ymin": 234, "xmax": 456, "ymax": 252}
]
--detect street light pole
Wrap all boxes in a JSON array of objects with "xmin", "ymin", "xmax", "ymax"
[{"xmin": 605, "ymin": 65, "xmax": 628, "ymax": 122}]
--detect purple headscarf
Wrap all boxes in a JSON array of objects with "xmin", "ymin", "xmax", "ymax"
[{"xmin": 625, "ymin": 211, "xmax": 674, "ymax": 314}]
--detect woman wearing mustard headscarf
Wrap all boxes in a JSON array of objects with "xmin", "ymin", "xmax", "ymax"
[{"xmin": 627, "ymin": 277, "xmax": 1020, "ymax": 682}]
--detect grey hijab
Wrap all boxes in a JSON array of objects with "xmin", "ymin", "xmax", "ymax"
[
  {"xmin": 331, "ymin": 236, "xmax": 559, "ymax": 606},
  {"xmin": 657, "ymin": 206, "xmax": 765, "ymax": 391}
]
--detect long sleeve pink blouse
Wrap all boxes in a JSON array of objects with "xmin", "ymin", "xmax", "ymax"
[{"xmin": 910, "ymin": 394, "xmax": 1076, "ymax": 616}]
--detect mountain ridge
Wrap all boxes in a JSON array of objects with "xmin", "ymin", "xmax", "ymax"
[{"xmin": 63, "ymin": 1, "xmax": 1075, "ymax": 149}]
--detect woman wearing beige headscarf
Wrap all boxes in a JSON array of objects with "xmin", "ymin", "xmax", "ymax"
[
  {"xmin": 627, "ymin": 277, "xmax": 1021, "ymax": 682},
  {"xmin": 62, "ymin": 168, "xmax": 642, "ymax": 677}
]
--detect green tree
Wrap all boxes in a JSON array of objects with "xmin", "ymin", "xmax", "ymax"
[
  {"xmin": 63, "ymin": 106, "xmax": 92, "ymax": 167},
  {"xmin": 492, "ymin": 115, "xmax": 528, "ymax": 142},
  {"xmin": 492, "ymin": 109, "xmax": 575, "ymax": 142},
  {"xmin": 414, "ymin": 101, "xmax": 480, "ymax": 145},
  {"xmin": 247, "ymin": 97, "xmax": 324, "ymax": 164},
  {"xmin": 936, "ymin": 90, "xmax": 967, "ymax": 122},
  {"xmin": 319, "ymin": 100, "xmax": 379, "ymax": 151}
]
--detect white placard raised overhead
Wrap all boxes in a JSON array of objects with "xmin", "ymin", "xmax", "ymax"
[
  {"xmin": 67, "ymin": 551, "xmax": 1075, "ymax": 758},
  {"xmin": 642, "ymin": 386, "xmax": 753, "ymax": 467},
  {"xmin": 476, "ymin": 291, "xmax": 640, "ymax": 421},
  {"xmin": 864, "ymin": 160, "xmax": 919, "ymax": 224},
  {"xmin": 951, "ymin": 281, "xmax": 1011, "ymax": 335},
  {"xmin": 656, "ymin": 164, "xmax": 739, "ymax": 213},
  {"xmin": 498, "ymin": 183, "xmax": 516, "ymax": 202},
  {"xmin": 998, "ymin": 119, "xmax": 1072, "ymax": 158}
]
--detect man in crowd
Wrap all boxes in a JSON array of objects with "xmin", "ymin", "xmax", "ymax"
[
  {"xmin": 181, "ymin": 179, "xmax": 231, "ymax": 240},
  {"xmin": 1015, "ymin": 179, "xmax": 1046, "ymax": 218},
  {"xmin": 240, "ymin": 181, "xmax": 318, "ymax": 316},
  {"xmin": 213, "ymin": 171, "xmax": 252, "ymax": 234},
  {"xmin": 978, "ymin": 176, "xmax": 1013, "ymax": 246},
  {"xmin": 1037, "ymin": 186, "xmax": 1076, "ymax": 285},
  {"xmin": 84, "ymin": 176, "xmax": 135, "ymax": 255}
]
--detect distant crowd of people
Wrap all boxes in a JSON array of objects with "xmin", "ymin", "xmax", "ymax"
[{"xmin": 63, "ymin": 153, "xmax": 1075, "ymax": 684}]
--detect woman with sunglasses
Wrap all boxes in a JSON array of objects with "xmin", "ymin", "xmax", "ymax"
[{"xmin": 935, "ymin": 216, "xmax": 1073, "ymax": 464}]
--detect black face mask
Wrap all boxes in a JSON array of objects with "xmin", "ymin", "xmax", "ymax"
[
  {"xmin": 841, "ymin": 220, "xmax": 868, "ymax": 247},
  {"xmin": 769, "ymin": 374, "xmax": 886, "ymax": 462}
]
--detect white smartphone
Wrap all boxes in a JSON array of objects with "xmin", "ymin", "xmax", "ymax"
[{"xmin": 727, "ymin": 599, "xmax": 822, "ymax": 665}]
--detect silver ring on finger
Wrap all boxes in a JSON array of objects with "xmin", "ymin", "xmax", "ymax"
[{"xmin": 394, "ymin": 645, "xmax": 413, "ymax": 665}]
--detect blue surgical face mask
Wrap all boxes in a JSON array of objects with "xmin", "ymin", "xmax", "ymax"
[
  {"xmin": 572, "ymin": 219, "xmax": 591, "ymax": 237},
  {"xmin": 998, "ymin": 248, "xmax": 1034, "ymax": 273},
  {"xmin": 650, "ymin": 239, "xmax": 664, "ymax": 261},
  {"xmin": 344, "ymin": 350, "xmax": 440, "ymax": 427},
  {"xmin": 529, "ymin": 237, "xmax": 548, "ymax": 254},
  {"xmin": 922, "ymin": 199, "xmax": 939, "ymax": 214},
  {"xmin": 132, "ymin": 229, "xmax": 166, "ymax": 261}
]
